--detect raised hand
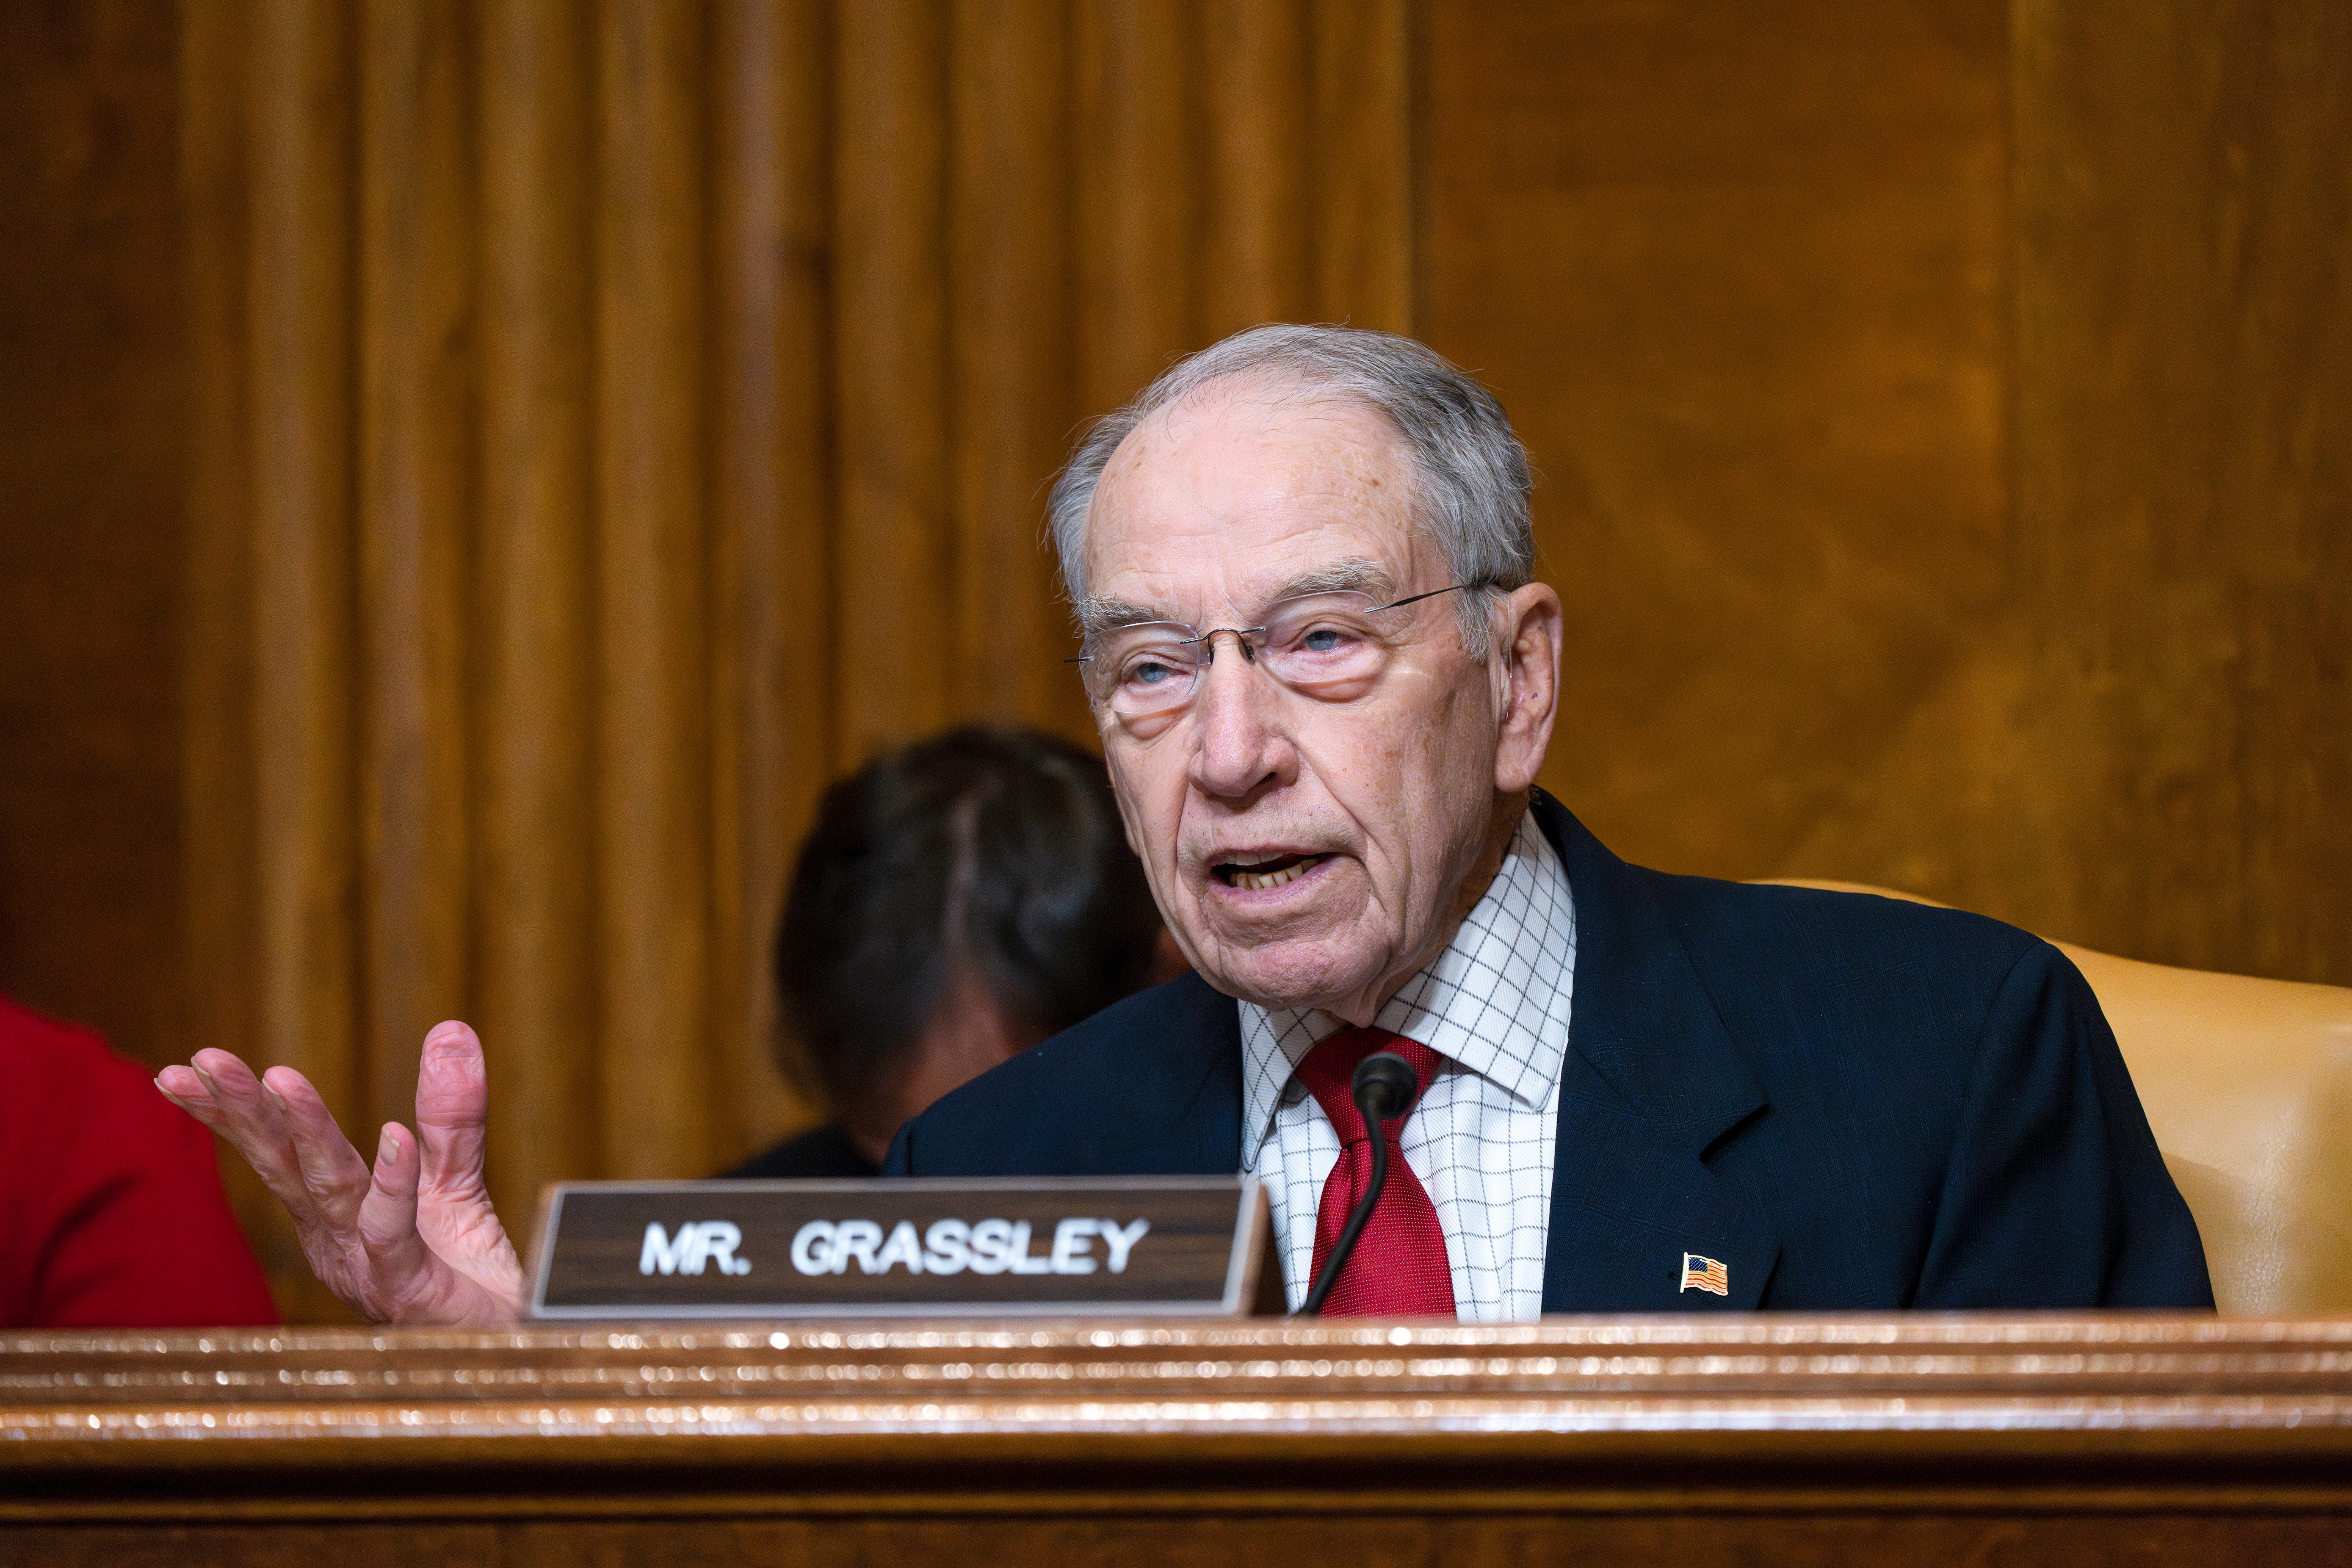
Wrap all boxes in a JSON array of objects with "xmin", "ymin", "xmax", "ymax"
[{"xmin": 155, "ymin": 1021, "xmax": 527, "ymax": 1326}]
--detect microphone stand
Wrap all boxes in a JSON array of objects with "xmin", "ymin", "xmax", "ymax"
[{"xmin": 1297, "ymin": 1050, "xmax": 1419, "ymax": 1317}]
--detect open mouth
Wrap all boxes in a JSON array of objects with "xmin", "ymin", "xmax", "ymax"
[{"xmin": 1213, "ymin": 852, "xmax": 1334, "ymax": 892}]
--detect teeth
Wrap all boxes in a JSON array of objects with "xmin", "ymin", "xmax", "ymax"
[{"xmin": 1230, "ymin": 857, "xmax": 1319, "ymax": 892}]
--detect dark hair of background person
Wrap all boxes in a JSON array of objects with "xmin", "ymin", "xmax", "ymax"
[{"xmin": 731, "ymin": 725, "xmax": 1170, "ymax": 1178}]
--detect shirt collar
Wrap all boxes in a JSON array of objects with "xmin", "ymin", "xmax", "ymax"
[{"xmin": 1238, "ymin": 808, "xmax": 1577, "ymax": 1163}]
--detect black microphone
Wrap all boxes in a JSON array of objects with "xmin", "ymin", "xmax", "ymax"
[{"xmin": 1297, "ymin": 1050, "xmax": 1420, "ymax": 1316}]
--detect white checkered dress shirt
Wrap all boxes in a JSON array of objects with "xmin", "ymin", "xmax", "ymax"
[{"xmin": 1240, "ymin": 809, "xmax": 1575, "ymax": 1322}]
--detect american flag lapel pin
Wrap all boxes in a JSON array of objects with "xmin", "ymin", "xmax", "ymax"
[{"xmin": 1680, "ymin": 1253, "xmax": 1729, "ymax": 1296}]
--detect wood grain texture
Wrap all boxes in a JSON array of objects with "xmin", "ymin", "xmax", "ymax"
[
  {"xmin": 473, "ymin": 0, "xmax": 599, "ymax": 1225},
  {"xmin": 2010, "ymin": 0, "xmax": 2352, "ymax": 983},
  {"xmin": 1424, "ymin": 2, "xmax": 2018, "ymax": 907},
  {"xmin": 593, "ymin": 0, "xmax": 714, "ymax": 1178},
  {"xmin": 246, "ymin": 0, "xmax": 361, "ymax": 1127},
  {"xmin": 11, "ymin": 1515, "xmax": 2352, "ymax": 1568},
  {"xmin": 1073, "ymin": 0, "xmax": 1199, "ymax": 418},
  {"xmin": 6, "ymin": 1316, "xmax": 2352, "ymax": 1568},
  {"xmin": 0, "ymin": 0, "xmax": 187, "ymax": 1068},
  {"xmin": 180, "ymin": 0, "xmax": 291, "ymax": 1309},
  {"xmin": 831, "ymin": 0, "xmax": 952, "ymax": 763},
  {"xmin": 357, "ymin": 0, "xmax": 474, "ymax": 1138},
  {"xmin": 707, "ymin": 0, "xmax": 833, "ymax": 1163},
  {"xmin": 1310, "ymin": 0, "xmax": 1413, "ymax": 332},
  {"xmin": 1421, "ymin": 0, "xmax": 2346, "ymax": 989},
  {"xmin": 10, "ymin": 1314, "xmax": 2352, "ymax": 1448},
  {"xmin": 1201, "ymin": 0, "xmax": 1312, "ymax": 335},
  {"xmin": 949, "ymin": 0, "xmax": 1086, "ymax": 736},
  {"xmin": 10, "ymin": 1516, "xmax": 2352, "ymax": 1568}
]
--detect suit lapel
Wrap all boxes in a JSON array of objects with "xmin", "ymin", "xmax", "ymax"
[
  {"xmin": 1533, "ymin": 796, "xmax": 1782, "ymax": 1311},
  {"xmin": 1115, "ymin": 971, "xmax": 1246, "ymax": 1175}
]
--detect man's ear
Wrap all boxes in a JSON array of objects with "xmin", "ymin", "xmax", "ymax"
[{"xmin": 1490, "ymin": 582, "xmax": 1562, "ymax": 795}]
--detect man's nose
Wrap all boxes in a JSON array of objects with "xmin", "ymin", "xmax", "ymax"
[{"xmin": 1187, "ymin": 633, "xmax": 1293, "ymax": 801}]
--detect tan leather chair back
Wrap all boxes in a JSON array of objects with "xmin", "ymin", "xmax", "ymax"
[{"xmin": 1761, "ymin": 882, "xmax": 2352, "ymax": 1315}]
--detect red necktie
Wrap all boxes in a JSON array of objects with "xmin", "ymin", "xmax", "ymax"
[{"xmin": 1294, "ymin": 1026, "xmax": 1458, "ymax": 1318}]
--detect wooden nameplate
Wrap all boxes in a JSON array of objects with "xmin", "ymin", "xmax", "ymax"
[{"xmin": 527, "ymin": 1175, "xmax": 1282, "ymax": 1319}]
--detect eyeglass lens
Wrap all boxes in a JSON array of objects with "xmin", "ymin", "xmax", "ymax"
[{"xmin": 1082, "ymin": 587, "xmax": 1463, "ymax": 715}]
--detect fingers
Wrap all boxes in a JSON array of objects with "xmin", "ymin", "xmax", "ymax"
[
  {"xmin": 353, "ymin": 1122, "xmax": 436, "ymax": 1300},
  {"xmin": 362, "ymin": 1118, "xmax": 527, "ymax": 1327},
  {"xmin": 405, "ymin": 1021, "xmax": 528, "ymax": 1321},
  {"xmin": 157, "ymin": 1050, "xmax": 319, "ymax": 1220},
  {"xmin": 261, "ymin": 1064, "xmax": 377, "ymax": 1232},
  {"xmin": 413, "ymin": 1020, "xmax": 492, "ymax": 1199},
  {"xmin": 158, "ymin": 1052, "xmax": 464, "ymax": 1326}
]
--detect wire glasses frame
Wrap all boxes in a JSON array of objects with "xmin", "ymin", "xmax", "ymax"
[{"xmin": 1066, "ymin": 581, "xmax": 1490, "ymax": 718}]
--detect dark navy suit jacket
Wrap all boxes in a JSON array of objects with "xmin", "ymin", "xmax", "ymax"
[{"xmin": 885, "ymin": 795, "xmax": 2213, "ymax": 1311}]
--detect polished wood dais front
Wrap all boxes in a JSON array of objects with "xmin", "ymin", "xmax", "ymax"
[{"xmin": 7, "ymin": 1314, "xmax": 2350, "ymax": 1564}]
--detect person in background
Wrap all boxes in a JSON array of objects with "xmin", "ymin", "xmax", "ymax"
[
  {"xmin": 1, "ymin": 993, "xmax": 276, "ymax": 1328},
  {"xmin": 734, "ymin": 723, "xmax": 1180, "ymax": 1178}
]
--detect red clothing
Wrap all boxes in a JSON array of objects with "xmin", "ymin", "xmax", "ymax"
[{"xmin": 0, "ymin": 994, "xmax": 277, "ymax": 1328}]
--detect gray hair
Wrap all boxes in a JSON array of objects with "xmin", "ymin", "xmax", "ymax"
[{"xmin": 1046, "ymin": 324, "xmax": 1535, "ymax": 655}]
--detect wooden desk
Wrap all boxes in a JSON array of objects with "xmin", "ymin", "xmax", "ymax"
[{"xmin": 6, "ymin": 1315, "xmax": 2351, "ymax": 1564}]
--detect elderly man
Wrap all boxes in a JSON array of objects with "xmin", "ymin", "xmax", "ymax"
[{"xmin": 158, "ymin": 325, "xmax": 2209, "ymax": 1323}]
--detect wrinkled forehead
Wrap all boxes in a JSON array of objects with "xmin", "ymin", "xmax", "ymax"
[{"xmin": 1079, "ymin": 381, "xmax": 1430, "ymax": 628}]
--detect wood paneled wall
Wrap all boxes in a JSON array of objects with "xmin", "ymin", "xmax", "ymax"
[
  {"xmin": 0, "ymin": 3, "xmax": 184, "ymax": 1067},
  {"xmin": 176, "ymin": 0, "xmax": 1413, "ymax": 1313},
  {"xmin": 1427, "ymin": 0, "xmax": 2016, "ymax": 898},
  {"xmin": 2008, "ymin": 0, "xmax": 2351, "ymax": 986},
  {"xmin": 1426, "ymin": 0, "xmax": 2348, "ymax": 987},
  {"xmin": 0, "ymin": 2, "xmax": 2338, "ymax": 1319}
]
